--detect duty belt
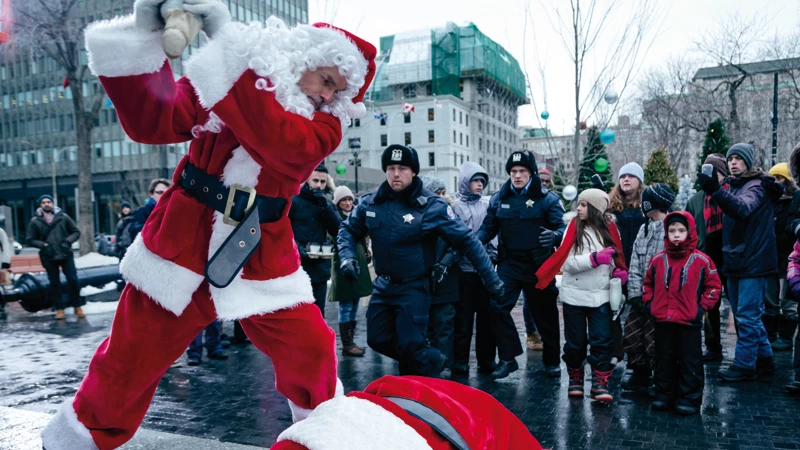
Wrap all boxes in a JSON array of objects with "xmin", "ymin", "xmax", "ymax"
[
  {"xmin": 181, "ymin": 162, "xmax": 287, "ymax": 289},
  {"xmin": 385, "ymin": 397, "xmax": 470, "ymax": 450},
  {"xmin": 377, "ymin": 273, "xmax": 428, "ymax": 284}
]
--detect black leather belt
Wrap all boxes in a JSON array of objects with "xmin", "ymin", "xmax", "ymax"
[
  {"xmin": 378, "ymin": 273, "xmax": 428, "ymax": 284},
  {"xmin": 180, "ymin": 163, "xmax": 287, "ymax": 289},
  {"xmin": 385, "ymin": 396, "xmax": 470, "ymax": 450}
]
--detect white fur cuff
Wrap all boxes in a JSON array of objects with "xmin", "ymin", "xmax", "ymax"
[
  {"xmin": 85, "ymin": 15, "xmax": 167, "ymax": 77},
  {"xmin": 185, "ymin": 22, "xmax": 251, "ymax": 109},
  {"xmin": 40, "ymin": 399, "xmax": 99, "ymax": 450}
]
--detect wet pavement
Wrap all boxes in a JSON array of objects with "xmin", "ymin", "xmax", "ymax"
[{"xmin": 1, "ymin": 297, "xmax": 798, "ymax": 449}]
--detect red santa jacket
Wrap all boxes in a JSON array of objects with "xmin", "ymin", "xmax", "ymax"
[
  {"xmin": 642, "ymin": 211, "xmax": 722, "ymax": 326},
  {"xmin": 271, "ymin": 376, "xmax": 542, "ymax": 450},
  {"xmin": 84, "ymin": 17, "xmax": 375, "ymax": 319}
]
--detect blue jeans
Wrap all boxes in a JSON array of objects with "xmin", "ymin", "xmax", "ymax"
[
  {"xmin": 187, "ymin": 321, "xmax": 222, "ymax": 359},
  {"xmin": 338, "ymin": 298, "xmax": 360, "ymax": 323},
  {"xmin": 522, "ymin": 293, "xmax": 538, "ymax": 334},
  {"xmin": 727, "ymin": 277, "xmax": 773, "ymax": 370}
]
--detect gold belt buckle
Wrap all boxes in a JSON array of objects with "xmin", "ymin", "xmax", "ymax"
[{"xmin": 223, "ymin": 184, "xmax": 257, "ymax": 226}]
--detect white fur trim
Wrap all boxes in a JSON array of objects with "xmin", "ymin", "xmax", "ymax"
[
  {"xmin": 287, "ymin": 378, "xmax": 344, "ymax": 423},
  {"xmin": 41, "ymin": 399, "xmax": 99, "ymax": 450},
  {"xmin": 210, "ymin": 268, "xmax": 314, "ymax": 320},
  {"xmin": 278, "ymin": 396, "xmax": 432, "ymax": 450},
  {"xmin": 85, "ymin": 15, "xmax": 167, "ymax": 77},
  {"xmin": 120, "ymin": 235, "xmax": 205, "ymax": 317}
]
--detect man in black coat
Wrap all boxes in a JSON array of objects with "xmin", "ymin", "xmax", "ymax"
[
  {"xmin": 130, "ymin": 178, "xmax": 171, "ymax": 241},
  {"xmin": 26, "ymin": 194, "xmax": 82, "ymax": 320},
  {"xmin": 289, "ymin": 164, "xmax": 341, "ymax": 314}
]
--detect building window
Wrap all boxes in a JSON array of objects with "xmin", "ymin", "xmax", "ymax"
[
  {"xmin": 453, "ymin": 108, "xmax": 456, "ymax": 121},
  {"xmin": 428, "ymin": 130, "xmax": 435, "ymax": 143},
  {"xmin": 478, "ymin": 120, "xmax": 482, "ymax": 131},
  {"xmin": 466, "ymin": 115, "xmax": 469, "ymax": 126},
  {"xmin": 404, "ymin": 113, "xmax": 411, "ymax": 124},
  {"xmin": 428, "ymin": 108, "xmax": 434, "ymax": 121},
  {"xmin": 479, "ymin": 157, "xmax": 483, "ymax": 165},
  {"xmin": 380, "ymin": 117, "xmax": 386, "ymax": 126},
  {"xmin": 459, "ymin": 111, "xmax": 463, "ymax": 124},
  {"xmin": 453, "ymin": 153, "xmax": 457, "ymax": 166},
  {"xmin": 405, "ymin": 132, "xmax": 411, "ymax": 145},
  {"xmin": 429, "ymin": 152, "xmax": 435, "ymax": 167},
  {"xmin": 355, "ymin": 119, "xmax": 361, "ymax": 127},
  {"xmin": 459, "ymin": 133, "xmax": 463, "ymax": 145},
  {"xmin": 460, "ymin": 154, "xmax": 464, "ymax": 164},
  {"xmin": 381, "ymin": 134, "xmax": 387, "ymax": 146},
  {"xmin": 466, "ymin": 136, "xmax": 469, "ymax": 147},
  {"xmin": 453, "ymin": 130, "xmax": 456, "ymax": 143},
  {"xmin": 479, "ymin": 138, "xmax": 482, "ymax": 150}
]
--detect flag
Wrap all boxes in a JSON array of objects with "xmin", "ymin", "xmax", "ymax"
[
  {"xmin": 402, "ymin": 102, "xmax": 415, "ymax": 113},
  {"xmin": 433, "ymin": 98, "xmax": 443, "ymax": 109},
  {"xmin": 373, "ymin": 111, "xmax": 387, "ymax": 120},
  {"xmin": 0, "ymin": 0, "xmax": 10, "ymax": 44}
]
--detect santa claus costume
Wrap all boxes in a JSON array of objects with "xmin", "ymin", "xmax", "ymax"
[
  {"xmin": 40, "ymin": 2, "xmax": 376, "ymax": 449},
  {"xmin": 271, "ymin": 376, "xmax": 542, "ymax": 450}
]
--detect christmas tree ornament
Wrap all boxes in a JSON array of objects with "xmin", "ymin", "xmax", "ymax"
[
  {"xmin": 579, "ymin": 121, "xmax": 587, "ymax": 130},
  {"xmin": 335, "ymin": 163, "xmax": 347, "ymax": 175},
  {"xmin": 562, "ymin": 185, "xmax": 578, "ymax": 201},
  {"xmin": 541, "ymin": 111, "xmax": 550, "ymax": 120},
  {"xmin": 604, "ymin": 88, "xmax": 618, "ymax": 104},
  {"xmin": 594, "ymin": 157, "xmax": 609, "ymax": 173},
  {"xmin": 599, "ymin": 128, "xmax": 615, "ymax": 144}
]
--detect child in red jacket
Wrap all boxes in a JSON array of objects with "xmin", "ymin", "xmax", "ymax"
[{"xmin": 643, "ymin": 211, "xmax": 722, "ymax": 415}]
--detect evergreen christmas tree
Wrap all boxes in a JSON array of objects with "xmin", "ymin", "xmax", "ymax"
[
  {"xmin": 644, "ymin": 147, "xmax": 679, "ymax": 193},
  {"xmin": 676, "ymin": 174, "xmax": 696, "ymax": 210},
  {"xmin": 695, "ymin": 118, "xmax": 730, "ymax": 187},
  {"xmin": 578, "ymin": 126, "xmax": 613, "ymax": 192}
]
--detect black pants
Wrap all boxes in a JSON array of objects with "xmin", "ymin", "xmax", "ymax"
[
  {"xmin": 704, "ymin": 246, "xmax": 726, "ymax": 353},
  {"xmin": 311, "ymin": 281, "xmax": 328, "ymax": 316},
  {"xmin": 43, "ymin": 258, "xmax": 82, "ymax": 310},
  {"xmin": 494, "ymin": 260, "xmax": 560, "ymax": 366},
  {"xmin": 428, "ymin": 303, "xmax": 456, "ymax": 366},
  {"xmin": 453, "ymin": 272, "xmax": 497, "ymax": 368},
  {"xmin": 562, "ymin": 303, "xmax": 614, "ymax": 371},
  {"xmin": 654, "ymin": 322, "xmax": 704, "ymax": 407},
  {"xmin": 367, "ymin": 277, "xmax": 442, "ymax": 376}
]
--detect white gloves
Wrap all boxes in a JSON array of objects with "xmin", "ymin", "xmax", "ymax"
[
  {"xmin": 133, "ymin": 0, "xmax": 230, "ymax": 40},
  {"xmin": 182, "ymin": 0, "xmax": 231, "ymax": 39},
  {"xmin": 133, "ymin": 0, "xmax": 168, "ymax": 33}
]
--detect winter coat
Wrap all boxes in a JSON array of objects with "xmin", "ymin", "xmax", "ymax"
[
  {"xmin": 25, "ymin": 208, "xmax": 80, "ymax": 261},
  {"xmin": 289, "ymin": 183, "xmax": 342, "ymax": 283},
  {"xmin": 773, "ymin": 189, "xmax": 800, "ymax": 274},
  {"xmin": 628, "ymin": 218, "xmax": 665, "ymax": 299},
  {"xmin": 787, "ymin": 240, "xmax": 800, "ymax": 283},
  {"xmin": 684, "ymin": 191, "xmax": 708, "ymax": 252},
  {"xmin": 711, "ymin": 169, "xmax": 783, "ymax": 278},
  {"xmin": 329, "ymin": 208, "xmax": 372, "ymax": 302},
  {"xmin": 612, "ymin": 207, "xmax": 646, "ymax": 268},
  {"xmin": 452, "ymin": 162, "xmax": 497, "ymax": 272},
  {"xmin": 643, "ymin": 211, "xmax": 722, "ymax": 326},
  {"xmin": 0, "ymin": 227, "xmax": 11, "ymax": 269},
  {"xmin": 559, "ymin": 220, "xmax": 615, "ymax": 308},
  {"xmin": 129, "ymin": 198, "xmax": 156, "ymax": 242}
]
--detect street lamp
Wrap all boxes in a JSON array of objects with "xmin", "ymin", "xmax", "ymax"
[
  {"xmin": 348, "ymin": 137, "xmax": 361, "ymax": 194},
  {"xmin": 50, "ymin": 147, "xmax": 72, "ymax": 208}
]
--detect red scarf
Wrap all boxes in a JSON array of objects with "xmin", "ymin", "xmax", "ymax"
[
  {"xmin": 535, "ymin": 219, "xmax": 627, "ymax": 289},
  {"xmin": 702, "ymin": 190, "xmax": 725, "ymax": 235}
]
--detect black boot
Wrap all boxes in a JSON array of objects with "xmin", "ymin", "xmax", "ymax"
[
  {"xmin": 491, "ymin": 359, "xmax": 519, "ymax": 379},
  {"xmin": 621, "ymin": 369, "xmax": 653, "ymax": 392},
  {"xmin": 719, "ymin": 364, "xmax": 756, "ymax": 382},
  {"xmin": 773, "ymin": 316, "xmax": 797, "ymax": 351},
  {"xmin": 702, "ymin": 349, "xmax": 723, "ymax": 363},
  {"xmin": 762, "ymin": 314, "xmax": 779, "ymax": 343}
]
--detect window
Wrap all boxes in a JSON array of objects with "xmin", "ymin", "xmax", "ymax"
[
  {"xmin": 380, "ymin": 134, "xmax": 387, "ymax": 146},
  {"xmin": 479, "ymin": 138, "xmax": 482, "ymax": 150},
  {"xmin": 404, "ymin": 132, "xmax": 411, "ymax": 145},
  {"xmin": 453, "ymin": 153, "xmax": 457, "ymax": 166},
  {"xmin": 428, "ymin": 130, "xmax": 435, "ymax": 143},
  {"xmin": 355, "ymin": 119, "xmax": 360, "ymax": 127},
  {"xmin": 428, "ymin": 108, "xmax": 434, "ymax": 121},
  {"xmin": 466, "ymin": 115, "xmax": 469, "ymax": 126},
  {"xmin": 452, "ymin": 109, "xmax": 456, "ymax": 121},
  {"xmin": 459, "ymin": 111, "xmax": 462, "ymax": 124},
  {"xmin": 380, "ymin": 117, "xmax": 386, "ymax": 126},
  {"xmin": 453, "ymin": 130, "xmax": 456, "ymax": 143},
  {"xmin": 429, "ymin": 152, "xmax": 435, "ymax": 167},
  {"xmin": 403, "ymin": 113, "xmax": 410, "ymax": 124},
  {"xmin": 466, "ymin": 136, "xmax": 469, "ymax": 147},
  {"xmin": 459, "ymin": 133, "xmax": 463, "ymax": 145},
  {"xmin": 461, "ymin": 154, "xmax": 464, "ymax": 164},
  {"xmin": 478, "ymin": 119, "xmax": 482, "ymax": 131}
]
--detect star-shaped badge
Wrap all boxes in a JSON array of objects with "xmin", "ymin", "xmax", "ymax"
[
  {"xmin": 403, "ymin": 213, "xmax": 415, "ymax": 224},
  {"xmin": 525, "ymin": 199, "xmax": 535, "ymax": 208}
]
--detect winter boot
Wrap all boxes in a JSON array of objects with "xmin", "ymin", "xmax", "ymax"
[
  {"xmin": 54, "ymin": 310, "xmax": 66, "ymax": 320},
  {"xmin": 621, "ymin": 369, "xmax": 653, "ymax": 392},
  {"xmin": 773, "ymin": 316, "xmax": 797, "ymax": 351},
  {"xmin": 567, "ymin": 367, "xmax": 584, "ymax": 398},
  {"xmin": 762, "ymin": 314, "xmax": 779, "ymax": 343},
  {"xmin": 339, "ymin": 322, "xmax": 364, "ymax": 357},
  {"xmin": 590, "ymin": 369, "xmax": 614, "ymax": 403},
  {"xmin": 526, "ymin": 332, "xmax": 543, "ymax": 351},
  {"xmin": 786, "ymin": 372, "xmax": 800, "ymax": 394},
  {"xmin": 349, "ymin": 321, "xmax": 366, "ymax": 356},
  {"xmin": 718, "ymin": 364, "xmax": 756, "ymax": 382},
  {"xmin": 74, "ymin": 307, "xmax": 86, "ymax": 318}
]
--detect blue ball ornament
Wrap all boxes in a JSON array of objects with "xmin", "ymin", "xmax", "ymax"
[
  {"xmin": 540, "ymin": 111, "xmax": 550, "ymax": 120},
  {"xmin": 599, "ymin": 128, "xmax": 615, "ymax": 144}
]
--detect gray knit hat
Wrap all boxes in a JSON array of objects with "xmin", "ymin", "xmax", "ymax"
[
  {"xmin": 618, "ymin": 162, "xmax": 644, "ymax": 183},
  {"xmin": 333, "ymin": 186, "xmax": 354, "ymax": 206},
  {"xmin": 421, "ymin": 176, "xmax": 446, "ymax": 194},
  {"xmin": 726, "ymin": 143, "xmax": 755, "ymax": 169},
  {"xmin": 578, "ymin": 188, "xmax": 610, "ymax": 214}
]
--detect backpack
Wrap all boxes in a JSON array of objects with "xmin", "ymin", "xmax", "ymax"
[{"xmin": 118, "ymin": 218, "xmax": 134, "ymax": 250}]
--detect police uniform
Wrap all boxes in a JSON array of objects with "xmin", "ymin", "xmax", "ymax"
[
  {"xmin": 477, "ymin": 151, "xmax": 566, "ymax": 378},
  {"xmin": 338, "ymin": 145, "xmax": 502, "ymax": 377}
]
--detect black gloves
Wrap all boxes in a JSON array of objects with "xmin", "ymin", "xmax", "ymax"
[
  {"xmin": 539, "ymin": 227, "xmax": 557, "ymax": 248},
  {"xmin": 1, "ymin": 262, "xmax": 9, "ymax": 270},
  {"xmin": 591, "ymin": 174, "xmax": 604, "ymax": 190},
  {"xmin": 696, "ymin": 172, "xmax": 720, "ymax": 195},
  {"xmin": 487, "ymin": 279, "xmax": 504, "ymax": 299},
  {"xmin": 341, "ymin": 258, "xmax": 361, "ymax": 281},
  {"xmin": 312, "ymin": 189, "xmax": 329, "ymax": 207},
  {"xmin": 431, "ymin": 263, "xmax": 448, "ymax": 284}
]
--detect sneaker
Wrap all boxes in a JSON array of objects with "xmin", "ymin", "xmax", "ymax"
[
  {"xmin": 526, "ymin": 332, "xmax": 544, "ymax": 351},
  {"xmin": 491, "ymin": 359, "xmax": 519, "ymax": 379},
  {"xmin": 621, "ymin": 370, "xmax": 653, "ymax": 392},
  {"xmin": 187, "ymin": 356, "xmax": 202, "ymax": 366},
  {"xmin": 567, "ymin": 367, "xmax": 584, "ymax": 398},
  {"xmin": 590, "ymin": 369, "xmax": 614, "ymax": 403},
  {"xmin": 545, "ymin": 365, "xmax": 562, "ymax": 378},
  {"xmin": 756, "ymin": 356, "xmax": 776, "ymax": 375},
  {"xmin": 785, "ymin": 373, "xmax": 800, "ymax": 394},
  {"xmin": 718, "ymin": 365, "xmax": 756, "ymax": 382},
  {"xmin": 451, "ymin": 362, "xmax": 470, "ymax": 374},
  {"xmin": 702, "ymin": 350, "xmax": 723, "ymax": 363},
  {"xmin": 771, "ymin": 338, "xmax": 793, "ymax": 351}
]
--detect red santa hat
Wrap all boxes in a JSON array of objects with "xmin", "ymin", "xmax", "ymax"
[{"xmin": 270, "ymin": 376, "xmax": 542, "ymax": 450}]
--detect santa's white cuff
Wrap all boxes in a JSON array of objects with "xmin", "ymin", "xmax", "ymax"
[
  {"xmin": 85, "ymin": 15, "xmax": 167, "ymax": 77},
  {"xmin": 185, "ymin": 21, "xmax": 251, "ymax": 109},
  {"xmin": 41, "ymin": 399, "xmax": 99, "ymax": 450},
  {"xmin": 287, "ymin": 378, "xmax": 344, "ymax": 423}
]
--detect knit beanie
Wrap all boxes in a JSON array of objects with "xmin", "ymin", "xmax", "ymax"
[
  {"xmin": 665, "ymin": 213, "xmax": 688, "ymax": 230},
  {"xmin": 420, "ymin": 176, "xmax": 446, "ymax": 194},
  {"xmin": 120, "ymin": 201, "xmax": 132, "ymax": 210},
  {"xmin": 641, "ymin": 183, "xmax": 675, "ymax": 215},
  {"xmin": 769, "ymin": 162, "xmax": 792, "ymax": 181},
  {"xmin": 37, "ymin": 194, "xmax": 53, "ymax": 205},
  {"xmin": 381, "ymin": 145, "xmax": 420, "ymax": 174},
  {"xmin": 618, "ymin": 162, "xmax": 644, "ymax": 183},
  {"xmin": 333, "ymin": 186, "xmax": 354, "ymax": 206},
  {"xmin": 726, "ymin": 143, "xmax": 754, "ymax": 169},
  {"xmin": 578, "ymin": 188, "xmax": 609, "ymax": 214},
  {"xmin": 704, "ymin": 153, "xmax": 727, "ymax": 177}
]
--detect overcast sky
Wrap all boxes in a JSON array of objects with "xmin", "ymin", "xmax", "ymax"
[{"xmin": 308, "ymin": 0, "xmax": 799, "ymax": 136}]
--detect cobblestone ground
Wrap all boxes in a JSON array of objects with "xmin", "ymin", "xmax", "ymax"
[{"xmin": 1, "ymin": 297, "xmax": 798, "ymax": 449}]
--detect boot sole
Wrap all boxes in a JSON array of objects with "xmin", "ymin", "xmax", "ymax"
[
  {"xmin": 719, "ymin": 374, "xmax": 756, "ymax": 382},
  {"xmin": 591, "ymin": 393, "xmax": 613, "ymax": 403},
  {"xmin": 568, "ymin": 389, "xmax": 584, "ymax": 398}
]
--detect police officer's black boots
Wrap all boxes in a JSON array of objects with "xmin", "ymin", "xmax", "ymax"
[{"xmin": 491, "ymin": 359, "xmax": 519, "ymax": 379}]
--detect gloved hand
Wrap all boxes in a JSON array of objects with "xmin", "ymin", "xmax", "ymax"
[
  {"xmin": 341, "ymin": 258, "xmax": 361, "ymax": 281},
  {"xmin": 612, "ymin": 267, "xmax": 628, "ymax": 285},
  {"xmin": 643, "ymin": 300, "xmax": 652, "ymax": 317},
  {"xmin": 696, "ymin": 172, "xmax": 720, "ymax": 195},
  {"xmin": 431, "ymin": 264, "xmax": 448, "ymax": 284},
  {"xmin": 539, "ymin": 227, "xmax": 557, "ymax": 248},
  {"xmin": 591, "ymin": 174, "xmax": 604, "ymax": 190},
  {"xmin": 628, "ymin": 296, "xmax": 644, "ymax": 312},
  {"xmin": 134, "ymin": 0, "xmax": 167, "ymax": 32},
  {"xmin": 487, "ymin": 279, "xmax": 504, "ymax": 299},
  {"xmin": 590, "ymin": 247, "xmax": 616, "ymax": 268},
  {"xmin": 694, "ymin": 306, "xmax": 706, "ymax": 323},
  {"xmin": 1, "ymin": 262, "xmax": 10, "ymax": 270},
  {"xmin": 790, "ymin": 219, "xmax": 800, "ymax": 239},
  {"xmin": 182, "ymin": 0, "xmax": 232, "ymax": 39},
  {"xmin": 790, "ymin": 275, "xmax": 800, "ymax": 301},
  {"xmin": 312, "ymin": 189, "xmax": 330, "ymax": 208}
]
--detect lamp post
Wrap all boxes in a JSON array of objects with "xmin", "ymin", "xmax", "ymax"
[
  {"xmin": 348, "ymin": 137, "xmax": 361, "ymax": 193},
  {"xmin": 50, "ymin": 147, "xmax": 71, "ymax": 208}
]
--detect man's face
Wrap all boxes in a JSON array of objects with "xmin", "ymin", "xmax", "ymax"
[
  {"xmin": 619, "ymin": 174, "xmax": 640, "ymax": 195},
  {"xmin": 307, "ymin": 171, "xmax": 328, "ymax": 191},
  {"xmin": 386, "ymin": 165, "xmax": 414, "ymax": 191},
  {"xmin": 40, "ymin": 198, "xmax": 53, "ymax": 212},
  {"xmin": 151, "ymin": 183, "xmax": 168, "ymax": 203},
  {"xmin": 668, "ymin": 222, "xmax": 688, "ymax": 246},
  {"xmin": 338, "ymin": 197, "xmax": 354, "ymax": 212},
  {"xmin": 298, "ymin": 67, "xmax": 347, "ymax": 110},
  {"xmin": 727, "ymin": 155, "xmax": 747, "ymax": 176},
  {"xmin": 469, "ymin": 179, "xmax": 484, "ymax": 195},
  {"xmin": 510, "ymin": 166, "xmax": 531, "ymax": 189},
  {"xmin": 776, "ymin": 175, "xmax": 788, "ymax": 185},
  {"xmin": 540, "ymin": 174, "xmax": 553, "ymax": 189}
]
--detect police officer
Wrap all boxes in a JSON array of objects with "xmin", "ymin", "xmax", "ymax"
[
  {"xmin": 338, "ymin": 145, "xmax": 503, "ymax": 377},
  {"xmin": 477, "ymin": 151, "xmax": 566, "ymax": 379}
]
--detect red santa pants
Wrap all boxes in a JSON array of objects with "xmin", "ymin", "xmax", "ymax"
[{"xmin": 71, "ymin": 282, "xmax": 337, "ymax": 450}]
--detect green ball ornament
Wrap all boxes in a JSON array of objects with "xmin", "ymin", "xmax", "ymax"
[
  {"xmin": 594, "ymin": 157, "xmax": 608, "ymax": 173},
  {"xmin": 335, "ymin": 163, "xmax": 347, "ymax": 175}
]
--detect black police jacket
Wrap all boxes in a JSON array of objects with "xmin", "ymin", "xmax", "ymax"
[
  {"xmin": 289, "ymin": 184, "xmax": 341, "ymax": 283},
  {"xmin": 338, "ymin": 177, "xmax": 499, "ymax": 287},
  {"xmin": 477, "ymin": 177, "xmax": 566, "ymax": 265}
]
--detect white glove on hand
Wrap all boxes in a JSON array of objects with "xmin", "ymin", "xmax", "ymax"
[
  {"xmin": 134, "ymin": 0, "xmax": 167, "ymax": 32},
  {"xmin": 182, "ymin": 0, "xmax": 231, "ymax": 39}
]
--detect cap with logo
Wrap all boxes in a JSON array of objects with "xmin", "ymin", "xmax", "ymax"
[
  {"xmin": 381, "ymin": 145, "xmax": 420, "ymax": 174},
  {"xmin": 505, "ymin": 151, "xmax": 538, "ymax": 175}
]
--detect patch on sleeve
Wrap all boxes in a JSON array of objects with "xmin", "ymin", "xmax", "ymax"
[{"xmin": 447, "ymin": 205, "xmax": 456, "ymax": 220}]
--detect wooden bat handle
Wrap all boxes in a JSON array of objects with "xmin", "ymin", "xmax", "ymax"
[{"xmin": 162, "ymin": 10, "xmax": 202, "ymax": 59}]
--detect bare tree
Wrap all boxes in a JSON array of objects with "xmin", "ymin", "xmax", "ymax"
[{"xmin": 9, "ymin": 0, "xmax": 121, "ymax": 254}]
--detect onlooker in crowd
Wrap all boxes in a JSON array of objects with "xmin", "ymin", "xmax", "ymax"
[
  {"xmin": 697, "ymin": 143, "xmax": 782, "ymax": 382},
  {"xmin": 422, "ymin": 176, "xmax": 460, "ymax": 371},
  {"xmin": 608, "ymin": 162, "xmax": 646, "ymax": 362},
  {"xmin": 539, "ymin": 168, "xmax": 554, "ymax": 190},
  {"xmin": 0, "ymin": 226, "xmax": 11, "ymax": 319},
  {"xmin": 289, "ymin": 164, "xmax": 341, "ymax": 314},
  {"xmin": 451, "ymin": 162, "xmax": 500, "ymax": 374},
  {"xmin": 537, "ymin": 188, "xmax": 626, "ymax": 403},
  {"xmin": 130, "ymin": 178, "xmax": 171, "ymax": 241},
  {"xmin": 115, "ymin": 201, "xmax": 133, "ymax": 258},
  {"xmin": 622, "ymin": 183, "xmax": 675, "ymax": 393},
  {"xmin": 328, "ymin": 185, "xmax": 370, "ymax": 357},
  {"xmin": 643, "ymin": 212, "xmax": 721, "ymax": 415},
  {"xmin": 187, "ymin": 321, "xmax": 227, "ymax": 366},
  {"xmin": 785, "ymin": 233, "xmax": 800, "ymax": 394},
  {"xmin": 26, "ymin": 195, "xmax": 82, "ymax": 320},
  {"xmin": 685, "ymin": 153, "xmax": 728, "ymax": 362},
  {"xmin": 767, "ymin": 162, "xmax": 800, "ymax": 351}
]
